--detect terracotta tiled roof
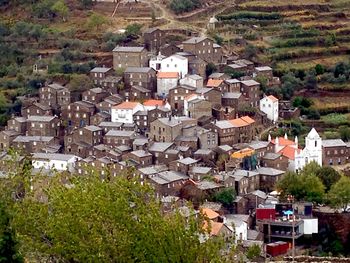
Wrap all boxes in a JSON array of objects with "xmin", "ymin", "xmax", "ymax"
[
  {"xmin": 267, "ymin": 95, "xmax": 278, "ymax": 102},
  {"xmin": 240, "ymin": 116, "xmax": 255, "ymax": 125},
  {"xmin": 206, "ymin": 79, "xmax": 223, "ymax": 87},
  {"xmin": 143, "ymin": 99, "xmax": 164, "ymax": 107},
  {"xmin": 202, "ymin": 208, "xmax": 219, "ymax": 220},
  {"xmin": 203, "ymin": 220, "xmax": 224, "ymax": 236},
  {"xmin": 157, "ymin": 72, "xmax": 179, "ymax": 79},
  {"xmin": 113, "ymin": 102, "xmax": 140, "ymax": 109},
  {"xmin": 229, "ymin": 118, "xmax": 248, "ymax": 127},
  {"xmin": 271, "ymin": 137, "xmax": 295, "ymax": 146},
  {"xmin": 184, "ymin": 94, "xmax": 197, "ymax": 101},
  {"xmin": 278, "ymin": 146, "xmax": 301, "ymax": 160}
]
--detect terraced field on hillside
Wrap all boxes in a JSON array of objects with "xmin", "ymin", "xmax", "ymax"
[{"xmin": 216, "ymin": 0, "xmax": 350, "ymax": 73}]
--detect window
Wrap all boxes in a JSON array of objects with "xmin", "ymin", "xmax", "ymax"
[{"xmin": 315, "ymin": 141, "xmax": 317, "ymax": 147}]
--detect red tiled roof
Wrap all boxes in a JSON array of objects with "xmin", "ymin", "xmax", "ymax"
[
  {"xmin": 157, "ymin": 72, "xmax": 179, "ymax": 79},
  {"xmin": 203, "ymin": 220, "xmax": 224, "ymax": 236},
  {"xmin": 271, "ymin": 137, "xmax": 295, "ymax": 146},
  {"xmin": 113, "ymin": 102, "xmax": 140, "ymax": 109},
  {"xmin": 206, "ymin": 79, "xmax": 223, "ymax": 87},
  {"xmin": 278, "ymin": 146, "xmax": 301, "ymax": 160},
  {"xmin": 267, "ymin": 95, "xmax": 278, "ymax": 102},
  {"xmin": 143, "ymin": 99, "xmax": 164, "ymax": 107},
  {"xmin": 228, "ymin": 116, "xmax": 255, "ymax": 127},
  {"xmin": 240, "ymin": 116, "xmax": 255, "ymax": 125},
  {"xmin": 201, "ymin": 208, "xmax": 219, "ymax": 220}
]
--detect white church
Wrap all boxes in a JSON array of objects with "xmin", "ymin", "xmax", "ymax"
[{"xmin": 269, "ymin": 128, "xmax": 322, "ymax": 172}]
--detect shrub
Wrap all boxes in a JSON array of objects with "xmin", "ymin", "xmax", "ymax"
[{"xmin": 169, "ymin": 0, "xmax": 201, "ymax": 14}]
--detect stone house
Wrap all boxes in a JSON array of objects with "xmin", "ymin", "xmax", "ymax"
[
  {"xmin": 193, "ymin": 149, "xmax": 216, "ymax": 164},
  {"xmin": 168, "ymin": 85, "xmax": 196, "ymax": 114},
  {"xmin": 21, "ymin": 102, "xmax": 52, "ymax": 118},
  {"xmin": 128, "ymin": 86, "xmax": 152, "ymax": 101},
  {"xmin": 159, "ymin": 43, "xmax": 182, "ymax": 57},
  {"xmin": 225, "ymin": 79, "xmax": 241, "ymax": 93},
  {"xmin": 182, "ymin": 37, "xmax": 222, "ymax": 63},
  {"xmin": 124, "ymin": 67, "xmax": 156, "ymax": 92},
  {"xmin": 104, "ymin": 130, "xmax": 136, "ymax": 148},
  {"xmin": 65, "ymin": 125, "xmax": 103, "ymax": 157},
  {"xmin": 82, "ymin": 88, "xmax": 109, "ymax": 104},
  {"xmin": 112, "ymin": 46, "xmax": 148, "ymax": 69},
  {"xmin": 210, "ymin": 116, "xmax": 256, "ymax": 145},
  {"xmin": 11, "ymin": 135, "xmax": 58, "ymax": 154},
  {"xmin": 90, "ymin": 67, "xmax": 114, "ymax": 85},
  {"xmin": 188, "ymin": 57, "xmax": 207, "ymax": 78},
  {"xmin": 96, "ymin": 95, "xmax": 124, "ymax": 114},
  {"xmin": 240, "ymin": 79, "xmax": 261, "ymax": 107},
  {"xmin": 322, "ymin": 139, "xmax": 349, "ymax": 165},
  {"xmin": 0, "ymin": 130, "xmax": 21, "ymax": 151},
  {"xmin": 149, "ymin": 170, "xmax": 189, "ymax": 198},
  {"xmin": 148, "ymin": 142, "xmax": 175, "ymax": 165},
  {"xmin": 261, "ymin": 153, "xmax": 289, "ymax": 171},
  {"xmin": 179, "ymin": 74, "xmax": 203, "ymax": 89},
  {"xmin": 62, "ymin": 101, "xmax": 96, "ymax": 128},
  {"xmin": 189, "ymin": 166, "xmax": 212, "ymax": 181},
  {"xmin": 230, "ymin": 169, "xmax": 260, "ymax": 196},
  {"xmin": 99, "ymin": 76, "xmax": 123, "ymax": 95},
  {"xmin": 27, "ymin": 115, "xmax": 60, "ymax": 137},
  {"xmin": 6, "ymin": 117, "xmax": 27, "ymax": 134},
  {"xmin": 187, "ymin": 98, "xmax": 212, "ymax": 119},
  {"xmin": 253, "ymin": 66, "xmax": 273, "ymax": 80},
  {"xmin": 169, "ymin": 157, "xmax": 199, "ymax": 175},
  {"xmin": 134, "ymin": 107, "xmax": 170, "ymax": 134},
  {"xmin": 143, "ymin": 28, "xmax": 165, "ymax": 52},
  {"xmin": 257, "ymin": 167, "xmax": 285, "ymax": 192},
  {"xmin": 123, "ymin": 150, "xmax": 153, "ymax": 167},
  {"xmin": 248, "ymin": 140, "xmax": 274, "ymax": 159},
  {"xmin": 90, "ymin": 112, "xmax": 110, "ymax": 126},
  {"xmin": 206, "ymin": 79, "xmax": 228, "ymax": 92},
  {"xmin": 195, "ymin": 87, "xmax": 221, "ymax": 107}
]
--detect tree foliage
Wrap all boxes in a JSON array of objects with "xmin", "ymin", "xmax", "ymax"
[
  {"xmin": 328, "ymin": 176, "xmax": 350, "ymax": 212},
  {"xmin": 213, "ymin": 188, "xmax": 236, "ymax": 208},
  {"xmin": 51, "ymin": 0, "xmax": 68, "ymax": 21},
  {"xmin": 277, "ymin": 163, "xmax": 325, "ymax": 203},
  {"xmin": 315, "ymin": 167, "xmax": 341, "ymax": 192},
  {"xmin": 87, "ymin": 12, "xmax": 108, "ymax": 31},
  {"xmin": 10, "ymin": 172, "xmax": 225, "ymax": 262},
  {"xmin": 169, "ymin": 0, "xmax": 201, "ymax": 14}
]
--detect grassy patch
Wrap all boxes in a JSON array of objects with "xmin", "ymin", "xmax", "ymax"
[{"xmin": 321, "ymin": 113, "xmax": 350, "ymax": 125}]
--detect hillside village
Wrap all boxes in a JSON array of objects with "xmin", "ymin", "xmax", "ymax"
[{"xmin": 1, "ymin": 0, "xmax": 350, "ymax": 260}]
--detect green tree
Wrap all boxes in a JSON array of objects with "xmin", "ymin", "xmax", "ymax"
[
  {"xmin": 213, "ymin": 188, "xmax": 236, "ymax": 208},
  {"xmin": 0, "ymin": 204, "xmax": 23, "ymax": 263},
  {"xmin": 315, "ymin": 64, "xmax": 325, "ymax": 75},
  {"xmin": 328, "ymin": 176, "xmax": 350, "ymax": 212},
  {"xmin": 205, "ymin": 62, "xmax": 217, "ymax": 78},
  {"xmin": 316, "ymin": 167, "xmax": 341, "ymax": 192},
  {"xmin": 68, "ymin": 74, "xmax": 93, "ymax": 92},
  {"xmin": 51, "ymin": 0, "xmax": 68, "ymax": 21},
  {"xmin": 246, "ymin": 244, "xmax": 261, "ymax": 260},
  {"xmin": 277, "ymin": 168, "xmax": 325, "ymax": 203},
  {"xmin": 13, "ymin": 173, "xmax": 226, "ymax": 262},
  {"xmin": 79, "ymin": 0, "xmax": 93, "ymax": 8},
  {"xmin": 125, "ymin": 23, "xmax": 142, "ymax": 38},
  {"xmin": 87, "ymin": 12, "xmax": 108, "ymax": 31},
  {"xmin": 339, "ymin": 125, "xmax": 350, "ymax": 142}
]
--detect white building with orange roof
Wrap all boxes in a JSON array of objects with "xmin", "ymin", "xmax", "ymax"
[
  {"xmin": 156, "ymin": 72, "xmax": 179, "ymax": 97},
  {"xmin": 111, "ymin": 101, "xmax": 144, "ymax": 124},
  {"xmin": 269, "ymin": 128, "xmax": 322, "ymax": 171},
  {"xmin": 143, "ymin": 99, "xmax": 171, "ymax": 111},
  {"xmin": 260, "ymin": 95, "xmax": 279, "ymax": 123},
  {"xmin": 160, "ymin": 54, "xmax": 188, "ymax": 78}
]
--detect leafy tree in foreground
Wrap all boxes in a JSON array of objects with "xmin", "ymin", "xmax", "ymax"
[
  {"xmin": 0, "ymin": 204, "xmax": 22, "ymax": 263},
  {"xmin": 277, "ymin": 164, "xmax": 325, "ymax": 203},
  {"xmin": 328, "ymin": 176, "xmax": 350, "ymax": 212},
  {"xmin": 13, "ymin": 173, "xmax": 226, "ymax": 262},
  {"xmin": 315, "ymin": 166, "xmax": 341, "ymax": 192}
]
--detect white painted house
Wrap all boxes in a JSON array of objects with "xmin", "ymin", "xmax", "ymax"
[
  {"xmin": 179, "ymin": 74, "xmax": 203, "ymax": 89},
  {"xmin": 111, "ymin": 101, "xmax": 144, "ymax": 123},
  {"xmin": 149, "ymin": 52, "xmax": 166, "ymax": 71},
  {"xmin": 260, "ymin": 95, "xmax": 279, "ymax": 123},
  {"xmin": 32, "ymin": 153, "xmax": 80, "ymax": 172},
  {"xmin": 157, "ymin": 72, "xmax": 179, "ymax": 97},
  {"xmin": 269, "ymin": 128, "xmax": 322, "ymax": 172},
  {"xmin": 160, "ymin": 54, "xmax": 188, "ymax": 78},
  {"xmin": 225, "ymin": 215, "xmax": 248, "ymax": 243}
]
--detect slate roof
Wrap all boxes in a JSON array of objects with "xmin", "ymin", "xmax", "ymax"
[
  {"xmin": 112, "ymin": 46, "xmax": 145, "ymax": 52},
  {"xmin": 322, "ymin": 139, "xmax": 347, "ymax": 148}
]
